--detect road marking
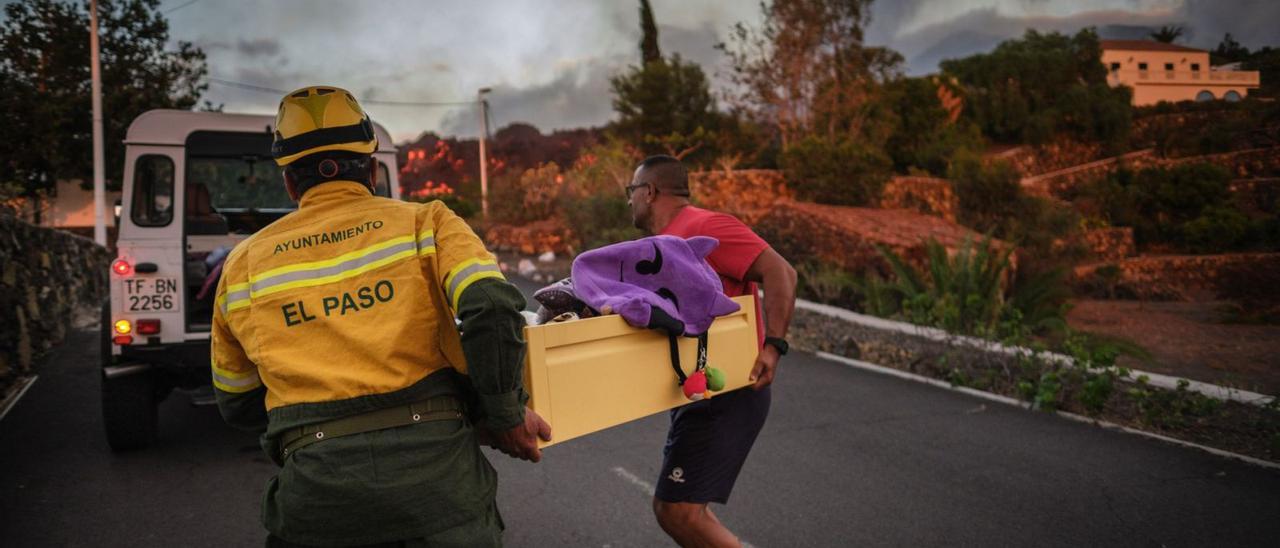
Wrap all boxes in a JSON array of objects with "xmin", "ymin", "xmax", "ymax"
[
  {"xmin": 610, "ymin": 466, "xmax": 759, "ymax": 547},
  {"xmin": 611, "ymin": 466, "xmax": 655, "ymax": 496},
  {"xmin": 0, "ymin": 375, "xmax": 38, "ymax": 423},
  {"xmin": 817, "ymin": 351, "xmax": 1280, "ymax": 471}
]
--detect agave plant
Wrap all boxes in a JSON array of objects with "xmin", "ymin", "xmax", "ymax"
[{"xmin": 866, "ymin": 236, "xmax": 1067, "ymax": 339}]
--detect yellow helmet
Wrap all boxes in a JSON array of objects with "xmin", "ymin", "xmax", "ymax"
[{"xmin": 271, "ymin": 85, "xmax": 378, "ymax": 166}]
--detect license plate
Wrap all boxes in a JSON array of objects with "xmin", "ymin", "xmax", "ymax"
[{"xmin": 123, "ymin": 277, "xmax": 179, "ymax": 312}]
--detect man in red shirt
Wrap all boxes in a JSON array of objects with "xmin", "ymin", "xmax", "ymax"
[{"xmin": 627, "ymin": 155, "xmax": 797, "ymax": 547}]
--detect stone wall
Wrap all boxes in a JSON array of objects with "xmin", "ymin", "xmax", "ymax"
[
  {"xmin": 689, "ymin": 169, "xmax": 792, "ymax": 224},
  {"xmin": 0, "ymin": 215, "xmax": 111, "ymax": 393},
  {"xmin": 1230, "ymin": 178, "xmax": 1280, "ymax": 217},
  {"xmin": 483, "ymin": 218, "xmax": 574, "ymax": 255},
  {"xmin": 1021, "ymin": 149, "xmax": 1159, "ymax": 197},
  {"xmin": 1073, "ymin": 253, "xmax": 1280, "ymax": 301},
  {"xmin": 879, "ymin": 176, "xmax": 958, "ymax": 223},
  {"xmin": 992, "ymin": 139, "xmax": 1104, "ymax": 178},
  {"xmin": 1082, "ymin": 227, "xmax": 1137, "ymax": 262},
  {"xmin": 1025, "ymin": 146, "xmax": 1280, "ymax": 198}
]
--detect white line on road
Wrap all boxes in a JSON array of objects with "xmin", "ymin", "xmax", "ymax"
[
  {"xmin": 611, "ymin": 466, "xmax": 655, "ymax": 497},
  {"xmin": 817, "ymin": 351, "xmax": 1280, "ymax": 471},
  {"xmin": 0, "ymin": 375, "xmax": 38, "ymax": 423},
  {"xmin": 610, "ymin": 466, "xmax": 759, "ymax": 548}
]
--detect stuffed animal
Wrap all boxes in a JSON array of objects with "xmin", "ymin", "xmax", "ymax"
[
  {"xmin": 573, "ymin": 236, "xmax": 740, "ymax": 400},
  {"xmin": 572, "ymin": 235, "xmax": 739, "ymax": 335}
]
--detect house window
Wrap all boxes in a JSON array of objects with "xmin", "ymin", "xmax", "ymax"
[
  {"xmin": 1191, "ymin": 63, "xmax": 1201, "ymax": 71},
  {"xmin": 1164, "ymin": 63, "xmax": 1175, "ymax": 71},
  {"xmin": 1109, "ymin": 62, "xmax": 1121, "ymax": 71},
  {"xmin": 1138, "ymin": 62, "xmax": 1148, "ymax": 71},
  {"xmin": 1196, "ymin": 90, "xmax": 1215, "ymax": 102},
  {"xmin": 131, "ymin": 155, "xmax": 175, "ymax": 227},
  {"xmin": 1224, "ymin": 90, "xmax": 1242, "ymax": 102}
]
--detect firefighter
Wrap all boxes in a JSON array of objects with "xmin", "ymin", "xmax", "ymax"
[{"xmin": 211, "ymin": 85, "xmax": 550, "ymax": 547}]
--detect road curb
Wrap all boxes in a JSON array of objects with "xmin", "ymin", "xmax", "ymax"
[
  {"xmin": 816, "ymin": 351, "xmax": 1280, "ymax": 471},
  {"xmin": 0, "ymin": 375, "xmax": 38, "ymax": 423}
]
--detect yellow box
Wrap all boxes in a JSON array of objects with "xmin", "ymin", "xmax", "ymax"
[{"xmin": 523, "ymin": 295, "xmax": 759, "ymax": 448}]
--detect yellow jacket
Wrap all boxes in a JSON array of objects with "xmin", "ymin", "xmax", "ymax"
[{"xmin": 211, "ymin": 181, "xmax": 506, "ymax": 411}]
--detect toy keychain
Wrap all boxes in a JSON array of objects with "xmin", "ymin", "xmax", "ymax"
[{"xmin": 668, "ymin": 333, "xmax": 724, "ymax": 401}]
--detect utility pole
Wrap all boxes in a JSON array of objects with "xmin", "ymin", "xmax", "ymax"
[
  {"xmin": 90, "ymin": 0, "xmax": 106, "ymax": 246},
  {"xmin": 477, "ymin": 87, "xmax": 491, "ymax": 220}
]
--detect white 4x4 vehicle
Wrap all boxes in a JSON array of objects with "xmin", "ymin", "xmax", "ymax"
[{"xmin": 102, "ymin": 110, "xmax": 400, "ymax": 450}]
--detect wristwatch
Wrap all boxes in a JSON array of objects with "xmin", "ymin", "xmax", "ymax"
[{"xmin": 763, "ymin": 336, "xmax": 789, "ymax": 356}]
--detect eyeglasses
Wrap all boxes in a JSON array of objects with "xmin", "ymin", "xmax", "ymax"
[{"xmin": 624, "ymin": 182, "xmax": 650, "ymax": 198}]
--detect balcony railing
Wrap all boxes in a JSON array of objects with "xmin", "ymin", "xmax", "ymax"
[{"xmin": 1108, "ymin": 69, "xmax": 1261, "ymax": 86}]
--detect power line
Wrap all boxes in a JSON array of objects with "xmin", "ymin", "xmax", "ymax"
[
  {"xmin": 163, "ymin": 0, "xmax": 199, "ymax": 14},
  {"xmin": 207, "ymin": 77, "xmax": 475, "ymax": 107}
]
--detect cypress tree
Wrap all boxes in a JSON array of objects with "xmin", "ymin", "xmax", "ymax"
[{"xmin": 639, "ymin": 0, "xmax": 661, "ymax": 64}]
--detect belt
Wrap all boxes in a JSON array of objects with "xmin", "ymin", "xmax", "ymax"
[{"xmin": 278, "ymin": 395, "xmax": 463, "ymax": 461}]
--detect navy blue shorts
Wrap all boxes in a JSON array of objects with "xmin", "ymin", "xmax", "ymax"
[{"xmin": 654, "ymin": 384, "xmax": 771, "ymax": 504}]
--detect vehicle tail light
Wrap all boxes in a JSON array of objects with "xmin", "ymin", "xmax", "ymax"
[
  {"xmin": 111, "ymin": 259, "xmax": 132, "ymax": 276},
  {"xmin": 112, "ymin": 335, "xmax": 134, "ymax": 345},
  {"xmin": 113, "ymin": 319, "xmax": 132, "ymax": 335},
  {"xmin": 137, "ymin": 319, "xmax": 161, "ymax": 335}
]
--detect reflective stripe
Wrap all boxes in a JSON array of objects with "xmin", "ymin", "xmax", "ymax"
[
  {"xmin": 248, "ymin": 236, "xmax": 417, "ymax": 298},
  {"xmin": 219, "ymin": 283, "xmax": 251, "ymax": 314},
  {"xmin": 211, "ymin": 363, "xmax": 262, "ymax": 393},
  {"xmin": 444, "ymin": 258, "xmax": 505, "ymax": 310},
  {"xmin": 417, "ymin": 229, "xmax": 436, "ymax": 256}
]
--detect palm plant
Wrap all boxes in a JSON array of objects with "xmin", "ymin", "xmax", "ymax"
[{"xmin": 865, "ymin": 237, "xmax": 1066, "ymax": 339}]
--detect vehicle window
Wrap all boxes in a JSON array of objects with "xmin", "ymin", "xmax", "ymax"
[
  {"xmin": 188, "ymin": 156, "xmax": 291, "ymax": 210},
  {"xmin": 186, "ymin": 131, "xmax": 291, "ymax": 211},
  {"xmin": 377, "ymin": 161, "xmax": 392, "ymax": 198},
  {"xmin": 131, "ymin": 155, "xmax": 175, "ymax": 226}
]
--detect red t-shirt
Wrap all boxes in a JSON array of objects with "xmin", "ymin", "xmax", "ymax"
[{"xmin": 660, "ymin": 205, "xmax": 767, "ymax": 344}]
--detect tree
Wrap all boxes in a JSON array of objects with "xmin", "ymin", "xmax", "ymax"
[
  {"xmin": 610, "ymin": 1, "xmax": 720, "ymax": 160},
  {"xmin": 638, "ymin": 0, "xmax": 660, "ymax": 65},
  {"xmin": 1212, "ymin": 33, "xmax": 1250, "ymax": 64},
  {"xmin": 1149, "ymin": 25, "xmax": 1185, "ymax": 44},
  {"xmin": 718, "ymin": 0, "xmax": 902, "ymax": 205},
  {"xmin": 0, "ymin": 0, "xmax": 206, "ymax": 207},
  {"xmin": 718, "ymin": 0, "xmax": 902, "ymax": 148},
  {"xmin": 880, "ymin": 77, "xmax": 981, "ymax": 176},
  {"xmin": 940, "ymin": 29, "xmax": 1132, "ymax": 151}
]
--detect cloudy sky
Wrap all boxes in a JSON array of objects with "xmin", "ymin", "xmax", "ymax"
[{"xmin": 50, "ymin": 0, "xmax": 1280, "ymax": 141}]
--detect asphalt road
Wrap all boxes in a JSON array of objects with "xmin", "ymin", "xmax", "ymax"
[{"xmin": 2, "ymin": 281, "xmax": 1279, "ymax": 546}]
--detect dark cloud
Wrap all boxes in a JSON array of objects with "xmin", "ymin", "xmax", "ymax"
[
  {"xmin": 236, "ymin": 38, "xmax": 281, "ymax": 57},
  {"xmin": 439, "ymin": 57, "xmax": 622, "ymax": 137}
]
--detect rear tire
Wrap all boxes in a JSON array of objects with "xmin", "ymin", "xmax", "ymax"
[{"xmin": 102, "ymin": 370, "xmax": 158, "ymax": 451}]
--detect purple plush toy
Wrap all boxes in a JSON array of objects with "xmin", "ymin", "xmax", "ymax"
[{"xmin": 571, "ymin": 235, "xmax": 740, "ymax": 336}]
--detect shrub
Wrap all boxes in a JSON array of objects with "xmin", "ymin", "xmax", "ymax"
[
  {"xmin": 559, "ymin": 193, "xmax": 642, "ymax": 252},
  {"xmin": 947, "ymin": 150, "xmax": 1021, "ymax": 234},
  {"xmin": 795, "ymin": 261, "xmax": 861, "ymax": 310},
  {"xmin": 780, "ymin": 135, "xmax": 891, "ymax": 206},
  {"xmin": 1182, "ymin": 205, "xmax": 1251, "ymax": 252},
  {"xmin": 1068, "ymin": 162, "xmax": 1271, "ymax": 252}
]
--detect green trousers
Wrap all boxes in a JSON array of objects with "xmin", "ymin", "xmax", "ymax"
[{"xmin": 265, "ymin": 501, "xmax": 504, "ymax": 548}]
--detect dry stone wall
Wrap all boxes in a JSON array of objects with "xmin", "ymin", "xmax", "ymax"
[
  {"xmin": 689, "ymin": 169, "xmax": 792, "ymax": 224},
  {"xmin": 1073, "ymin": 252, "xmax": 1280, "ymax": 301},
  {"xmin": 879, "ymin": 176, "xmax": 958, "ymax": 223},
  {"xmin": 0, "ymin": 215, "xmax": 110, "ymax": 393}
]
